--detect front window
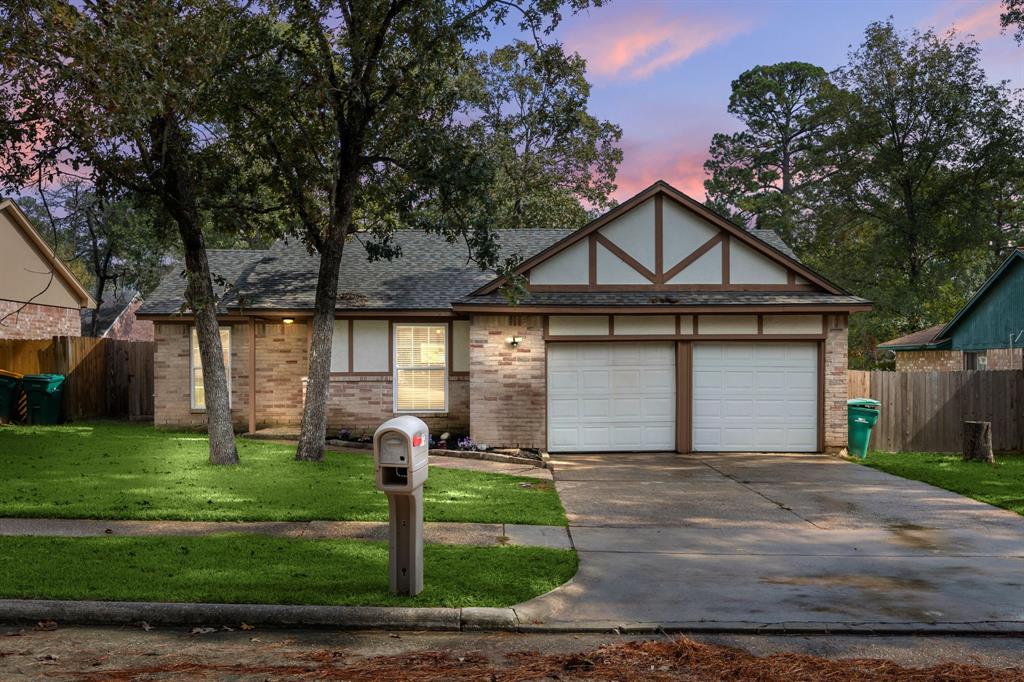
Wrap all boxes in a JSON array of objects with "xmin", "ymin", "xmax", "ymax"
[
  {"xmin": 191, "ymin": 327, "xmax": 232, "ymax": 410},
  {"xmin": 394, "ymin": 324, "xmax": 447, "ymax": 412},
  {"xmin": 963, "ymin": 351, "xmax": 987, "ymax": 371}
]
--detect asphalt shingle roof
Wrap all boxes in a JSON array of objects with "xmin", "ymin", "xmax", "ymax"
[
  {"xmin": 140, "ymin": 230, "xmax": 573, "ymax": 315},
  {"xmin": 877, "ymin": 324, "xmax": 946, "ymax": 349},
  {"xmin": 139, "ymin": 223, "xmax": 859, "ymax": 315}
]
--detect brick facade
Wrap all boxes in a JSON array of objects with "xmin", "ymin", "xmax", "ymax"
[
  {"xmin": 469, "ymin": 314, "xmax": 547, "ymax": 449},
  {"xmin": 315, "ymin": 374, "xmax": 469, "ymax": 439},
  {"xmin": 894, "ymin": 348, "xmax": 1023, "ymax": 371},
  {"xmin": 0, "ymin": 299, "xmax": 80, "ymax": 340},
  {"xmin": 154, "ymin": 320, "xmax": 308, "ymax": 429},
  {"xmin": 103, "ymin": 298, "xmax": 155, "ymax": 341},
  {"xmin": 823, "ymin": 314, "xmax": 849, "ymax": 452},
  {"xmin": 894, "ymin": 350, "xmax": 962, "ymax": 371}
]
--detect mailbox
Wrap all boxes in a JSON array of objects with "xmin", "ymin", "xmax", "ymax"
[
  {"xmin": 373, "ymin": 415, "xmax": 430, "ymax": 492},
  {"xmin": 372, "ymin": 415, "xmax": 429, "ymax": 596}
]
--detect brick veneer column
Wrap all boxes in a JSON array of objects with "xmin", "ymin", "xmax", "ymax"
[
  {"xmin": 469, "ymin": 314, "xmax": 546, "ymax": 449},
  {"xmin": 824, "ymin": 314, "xmax": 849, "ymax": 451}
]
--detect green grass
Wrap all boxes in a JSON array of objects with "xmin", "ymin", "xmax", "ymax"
[
  {"xmin": 0, "ymin": 422, "xmax": 566, "ymax": 525},
  {"xmin": 863, "ymin": 451, "xmax": 1024, "ymax": 516},
  {"xmin": 0, "ymin": 535, "xmax": 576, "ymax": 607}
]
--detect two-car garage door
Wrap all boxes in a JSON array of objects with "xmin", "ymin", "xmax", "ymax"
[{"xmin": 547, "ymin": 342, "xmax": 818, "ymax": 452}]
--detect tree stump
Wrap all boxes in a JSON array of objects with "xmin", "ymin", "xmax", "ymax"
[{"xmin": 962, "ymin": 421, "xmax": 994, "ymax": 463}]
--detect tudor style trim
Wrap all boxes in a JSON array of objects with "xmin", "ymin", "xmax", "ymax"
[{"xmin": 471, "ymin": 180, "xmax": 849, "ymax": 297}]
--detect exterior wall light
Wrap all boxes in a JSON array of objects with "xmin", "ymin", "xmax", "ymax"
[
  {"xmin": 506, "ymin": 336, "xmax": 523, "ymax": 348},
  {"xmin": 282, "ymin": 318, "xmax": 295, "ymax": 325}
]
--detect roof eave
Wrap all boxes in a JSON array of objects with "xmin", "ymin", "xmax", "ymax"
[{"xmin": 935, "ymin": 250, "xmax": 1023, "ymax": 342}]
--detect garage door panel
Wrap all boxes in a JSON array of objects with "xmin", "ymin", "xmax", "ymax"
[
  {"xmin": 693, "ymin": 342, "xmax": 817, "ymax": 452},
  {"xmin": 548, "ymin": 342, "xmax": 675, "ymax": 452},
  {"xmin": 549, "ymin": 398, "xmax": 580, "ymax": 418}
]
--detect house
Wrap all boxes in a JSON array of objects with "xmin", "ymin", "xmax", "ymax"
[
  {"xmin": 81, "ymin": 292, "xmax": 155, "ymax": 341},
  {"xmin": 879, "ymin": 248, "xmax": 1024, "ymax": 371},
  {"xmin": 138, "ymin": 181, "xmax": 870, "ymax": 453},
  {"xmin": 0, "ymin": 199, "xmax": 96, "ymax": 339}
]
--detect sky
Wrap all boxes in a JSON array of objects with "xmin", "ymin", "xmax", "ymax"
[{"xmin": 494, "ymin": 0, "xmax": 1023, "ymax": 202}]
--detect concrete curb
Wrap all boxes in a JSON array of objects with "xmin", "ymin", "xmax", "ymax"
[
  {"xmin": 429, "ymin": 450, "xmax": 547, "ymax": 469},
  {"xmin": 3, "ymin": 600, "xmax": 1022, "ymax": 635}
]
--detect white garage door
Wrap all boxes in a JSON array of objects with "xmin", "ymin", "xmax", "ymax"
[
  {"xmin": 693, "ymin": 342, "xmax": 818, "ymax": 452},
  {"xmin": 548, "ymin": 343, "xmax": 675, "ymax": 452}
]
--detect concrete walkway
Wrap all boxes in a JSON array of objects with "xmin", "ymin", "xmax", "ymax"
[
  {"xmin": 514, "ymin": 452, "xmax": 1024, "ymax": 632},
  {"xmin": 0, "ymin": 518, "xmax": 571, "ymax": 549}
]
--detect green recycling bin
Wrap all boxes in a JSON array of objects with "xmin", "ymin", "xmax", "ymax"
[
  {"xmin": 847, "ymin": 398, "xmax": 881, "ymax": 458},
  {"xmin": 0, "ymin": 369, "xmax": 22, "ymax": 423},
  {"xmin": 21, "ymin": 373, "xmax": 66, "ymax": 425}
]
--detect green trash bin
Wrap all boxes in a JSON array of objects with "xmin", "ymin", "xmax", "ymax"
[
  {"xmin": 848, "ymin": 398, "xmax": 880, "ymax": 458},
  {"xmin": 21, "ymin": 373, "xmax": 66, "ymax": 425},
  {"xmin": 0, "ymin": 369, "xmax": 22, "ymax": 423}
]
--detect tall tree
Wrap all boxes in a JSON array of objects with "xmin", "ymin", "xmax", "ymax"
[
  {"xmin": 703, "ymin": 62, "xmax": 841, "ymax": 252},
  {"xmin": 1002, "ymin": 0, "xmax": 1024, "ymax": 43},
  {"xmin": 19, "ymin": 182, "xmax": 168, "ymax": 334},
  {"xmin": 465, "ymin": 40, "xmax": 622, "ymax": 229},
  {"xmin": 813, "ymin": 21, "xmax": 1024, "ymax": 363},
  {"xmin": 227, "ymin": 0, "xmax": 601, "ymax": 462},
  {"xmin": 0, "ymin": 0, "xmax": 280, "ymax": 464}
]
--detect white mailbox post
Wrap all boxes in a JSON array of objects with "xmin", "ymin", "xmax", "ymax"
[{"xmin": 373, "ymin": 415, "xmax": 429, "ymax": 596}]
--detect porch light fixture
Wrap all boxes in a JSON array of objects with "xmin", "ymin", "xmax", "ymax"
[
  {"xmin": 282, "ymin": 318, "xmax": 295, "ymax": 325},
  {"xmin": 506, "ymin": 336, "xmax": 523, "ymax": 348}
]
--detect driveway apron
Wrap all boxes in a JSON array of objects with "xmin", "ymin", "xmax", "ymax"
[{"xmin": 515, "ymin": 452, "xmax": 1024, "ymax": 632}]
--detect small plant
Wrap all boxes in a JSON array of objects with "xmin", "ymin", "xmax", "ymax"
[
  {"xmin": 457, "ymin": 435, "xmax": 474, "ymax": 451},
  {"xmin": 338, "ymin": 429, "xmax": 352, "ymax": 441}
]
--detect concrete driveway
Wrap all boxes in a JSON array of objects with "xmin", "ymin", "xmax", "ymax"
[{"xmin": 516, "ymin": 452, "xmax": 1024, "ymax": 632}]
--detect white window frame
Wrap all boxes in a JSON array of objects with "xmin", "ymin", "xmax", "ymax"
[
  {"xmin": 393, "ymin": 323, "xmax": 448, "ymax": 414},
  {"xmin": 963, "ymin": 351, "xmax": 987, "ymax": 371},
  {"xmin": 190, "ymin": 326, "xmax": 232, "ymax": 411}
]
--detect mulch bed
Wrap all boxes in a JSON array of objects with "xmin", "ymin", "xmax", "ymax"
[{"xmin": 70, "ymin": 636, "xmax": 1023, "ymax": 681}]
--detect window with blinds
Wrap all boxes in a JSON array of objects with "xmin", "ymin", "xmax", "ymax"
[
  {"xmin": 394, "ymin": 324, "xmax": 447, "ymax": 412},
  {"xmin": 190, "ymin": 327, "xmax": 232, "ymax": 410}
]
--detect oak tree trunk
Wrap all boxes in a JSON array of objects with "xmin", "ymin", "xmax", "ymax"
[
  {"xmin": 295, "ymin": 173, "xmax": 357, "ymax": 462},
  {"xmin": 295, "ymin": 236, "xmax": 345, "ymax": 462},
  {"xmin": 156, "ymin": 114, "xmax": 238, "ymax": 465},
  {"xmin": 962, "ymin": 420, "xmax": 994, "ymax": 463}
]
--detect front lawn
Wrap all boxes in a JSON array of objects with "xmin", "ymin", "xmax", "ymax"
[
  {"xmin": 0, "ymin": 535, "xmax": 576, "ymax": 608},
  {"xmin": 0, "ymin": 423, "xmax": 565, "ymax": 525},
  {"xmin": 862, "ymin": 451, "xmax": 1024, "ymax": 516}
]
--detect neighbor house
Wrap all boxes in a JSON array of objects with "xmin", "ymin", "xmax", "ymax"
[
  {"xmin": 879, "ymin": 248, "xmax": 1024, "ymax": 371},
  {"xmin": 0, "ymin": 199, "xmax": 96, "ymax": 340},
  {"xmin": 81, "ymin": 292, "xmax": 155, "ymax": 341},
  {"xmin": 138, "ymin": 181, "xmax": 870, "ymax": 453}
]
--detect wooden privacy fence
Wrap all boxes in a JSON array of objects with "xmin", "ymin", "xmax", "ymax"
[
  {"xmin": 0, "ymin": 336, "xmax": 154, "ymax": 420},
  {"xmin": 848, "ymin": 370, "xmax": 1023, "ymax": 453}
]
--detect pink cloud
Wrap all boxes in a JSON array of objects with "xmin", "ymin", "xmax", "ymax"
[
  {"xmin": 613, "ymin": 138, "xmax": 710, "ymax": 203},
  {"xmin": 565, "ymin": 6, "xmax": 749, "ymax": 80},
  {"xmin": 923, "ymin": 0, "xmax": 1006, "ymax": 40}
]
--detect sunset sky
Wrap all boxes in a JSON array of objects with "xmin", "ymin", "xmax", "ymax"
[{"xmin": 496, "ymin": 0, "xmax": 1023, "ymax": 201}]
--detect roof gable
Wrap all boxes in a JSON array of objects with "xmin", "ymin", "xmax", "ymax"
[
  {"xmin": 472, "ymin": 181, "xmax": 846, "ymax": 296},
  {"xmin": 0, "ymin": 200, "xmax": 95, "ymax": 309},
  {"xmin": 936, "ymin": 249, "xmax": 1024, "ymax": 347}
]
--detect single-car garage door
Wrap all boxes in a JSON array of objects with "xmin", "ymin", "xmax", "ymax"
[
  {"xmin": 693, "ymin": 342, "xmax": 818, "ymax": 452},
  {"xmin": 548, "ymin": 342, "xmax": 675, "ymax": 452}
]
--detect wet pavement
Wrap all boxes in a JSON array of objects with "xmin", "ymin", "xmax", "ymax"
[{"xmin": 515, "ymin": 452, "xmax": 1024, "ymax": 631}]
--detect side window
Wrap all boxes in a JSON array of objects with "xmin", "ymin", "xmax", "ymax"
[
  {"xmin": 393, "ymin": 324, "xmax": 447, "ymax": 412},
  {"xmin": 191, "ymin": 327, "xmax": 232, "ymax": 410}
]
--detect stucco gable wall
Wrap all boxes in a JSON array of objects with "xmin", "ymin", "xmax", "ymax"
[{"xmin": 0, "ymin": 211, "xmax": 81, "ymax": 309}]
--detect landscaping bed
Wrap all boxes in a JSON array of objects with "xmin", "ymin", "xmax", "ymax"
[
  {"xmin": 0, "ymin": 535, "xmax": 577, "ymax": 608},
  {"xmin": 862, "ymin": 451, "xmax": 1024, "ymax": 516},
  {"xmin": 0, "ymin": 423, "xmax": 566, "ymax": 525}
]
